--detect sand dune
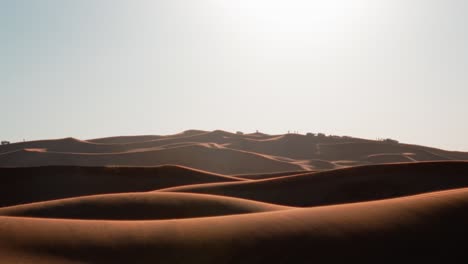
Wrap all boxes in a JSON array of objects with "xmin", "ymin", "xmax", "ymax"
[
  {"xmin": 0, "ymin": 192, "xmax": 288, "ymax": 220},
  {"xmin": 161, "ymin": 161, "xmax": 468, "ymax": 206},
  {"xmin": 0, "ymin": 144, "xmax": 303, "ymax": 174},
  {"xmin": 1, "ymin": 188, "xmax": 468, "ymax": 263},
  {"xmin": 366, "ymin": 153, "xmax": 417, "ymax": 163},
  {"xmin": 87, "ymin": 130, "xmax": 208, "ymax": 144},
  {"xmin": 318, "ymin": 141, "xmax": 450, "ymax": 161},
  {"xmin": 233, "ymin": 170, "xmax": 312, "ymax": 180},
  {"xmin": 0, "ymin": 165, "xmax": 243, "ymax": 207},
  {"xmin": 95, "ymin": 130, "xmax": 245, "ymax": 152},
  {"xmin": 2, "ymin": 130, "xmax": 468, "ymax": 262},
  {"xmin": 0, "ymin": 137, "xmax": 124, "ymax": 154},
  {"xmin": 0, "ymin": 130, "xmax": 229, "ymax": 154},
  {"xmin": 225, "ymin": 134, "xmax": 318, "ymax": 159},
  {"xmin": 88, "ymin": 135, "xmax": 165, "ymax": 144},
  {"xmin": 2, "ymin": 131, "xmax": 468, "ymax": 171}
]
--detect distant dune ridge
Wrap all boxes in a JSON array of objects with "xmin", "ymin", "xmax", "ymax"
[
  {"xmin": 1, "ymin": 130, "xmax": 468, "ymax": 262},
  {"xmin": 2, "ymin": 130, "xmax": 468, "ymax": 174}
]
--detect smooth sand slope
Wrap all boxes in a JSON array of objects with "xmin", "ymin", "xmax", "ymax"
[
  {"xmin": 162, "ymin": 161, "xmax": 468, "ymax": 206},
  {"xmin": 0, "ymin": 144, "xmax": 303, "ymax": 174},
  {"xmin": 0, "ymin": 192, "xmax": 288, "ymax": 220},
  {"xmin": 1, "ymin": 188, "xmax": 468, "ymax": 263},
  {"xmin": 0, "ymin": 165, "xmax": 244, "ymax": 207}
]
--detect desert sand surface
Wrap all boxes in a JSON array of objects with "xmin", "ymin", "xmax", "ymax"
[
  {"xmin": 2, "ymin": 130, "xmax": 468, "ymax": 173},
  {"xmin": 1, "ymin": 188, "xmax": 468, "ymax": 263},
  {"xmin": 0, "ymin": 192, "xmax": 289, "ymax": 220},
  {"xmin": 1, "ymin": 130, "xmax": 468, "ymax": 262},
  {"xmin": 0, "ymin": 165, "xmax": 244, "ymax": 207},
  {"xmin": 160, "ymin": 161, "xmax": 468, "ymax": 206}
]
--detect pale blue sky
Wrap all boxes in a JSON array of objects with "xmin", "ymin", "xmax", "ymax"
[{"xmin": 1, "ymin": 0, "xmax": 467, "ymax": 150}]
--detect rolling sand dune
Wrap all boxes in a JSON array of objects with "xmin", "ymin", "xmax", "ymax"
[
  {"xmin": 1, "ymin": 188, "xmax": 468, "ymax": 263},
  {"xmin": 0, "ymin": 130, "xmax": 231, "ymax": 155},
  {"xmin": 90, "ymin": 130, "xmax": 245, "ymax": 153},
  {"xmin": 2, "ymin": 131, "xmax": 468, "ymax": 171},
  {"xmin": 0, "ymin": 165, "xmax": 244, "ymax": 207},
  {"xmin": 0, "ymin": 144, "xmax": 303, "ymax": 174},
  {"xmin": 161, "ymin": 161, "xmax": 468, "ymax": 206},
  {"xmin": 0, "ymin": 192, "xmax": 288, "ymax": 220},
  {"xmin": 2, "ymin": 130, "xmax": 468, "ymax": 262}
]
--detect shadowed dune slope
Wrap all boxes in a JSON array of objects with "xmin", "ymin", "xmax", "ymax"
[
  {"xmin": 0, "ymin": 144, "xmax": 302, "ymax": 174},
  {"xmin": 87, "ymin": 130, "xmax": 208, "ymax": 144},
  {"xmin": 233, "ymin": 170, "xmax": 312, "ymax": 180},
  {"xmin": 87, "ymin": 135, "xmax": 165, "ymax": 144},
  {"xmin": 1, "ymin": 188, "xmax": 468, "ymax": 263},
  {"xmin": 0, "ymin": 166, "xmax": 244, "ymax": 207},
  {"xmin": 0, "ymin": 137, "xmax": 125, "ymax": 154},
  {"xmin": 366, "ymin": 153, "xmax": 416, "ymax": 163},
  {"xmin": 318, "ymin": 141, "xmax": 450, "ymax": 161},
  {"xmin": 161, "ymin": 161, "xmax": 468, "ymax": 206},
  {"xmin": 0, "ymin": 192, "xmax": 288, "ymax": 220}
]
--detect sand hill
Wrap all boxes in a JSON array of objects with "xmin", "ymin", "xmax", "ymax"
[
  {"xmin": 1, "ymin": 188, "xmax": 468, "ymax": 263},
  {"xmin": 0, "ymin": 192, "xmax": 288, "ymax": 220},
  {"xmin": 161, "ymin": 161, "xmax": 468, "ymax": 206},
  {"xmin": 2, "ymin": 130, "xmax": 467, "ymax": 174},
  {"xmin": 0, "ymin": 165, "xmax": 244, "ymax": 207},
  {"xmin": 1, "ymin": 130, "xmax": 468, "ymax": 262}
]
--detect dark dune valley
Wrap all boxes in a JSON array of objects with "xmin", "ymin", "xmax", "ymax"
[{"xmin": 1, "ymin": 130, "xmax": 468, "ymax": 263}]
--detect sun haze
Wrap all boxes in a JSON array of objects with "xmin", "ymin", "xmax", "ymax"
[{"xmin": 1, "ymin": 0, "xmax": 468, "ymax": 150}]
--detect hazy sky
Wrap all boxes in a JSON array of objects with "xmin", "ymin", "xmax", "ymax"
[{"xmin": 1, "ymin": 0, "xmax": 467, "ymax": 150}]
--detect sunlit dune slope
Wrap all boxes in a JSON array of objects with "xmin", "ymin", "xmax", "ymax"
[
  {"xmin": 0, "ymin": 192, "xmax": 288, "ymax": 220},
  {"xmin": 161, "ymin": 161, "xmax": 468, "ymax": 206},
  {"xmin": 1, "ymin": 188, "xmax": 468, "ymax": 263}
]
